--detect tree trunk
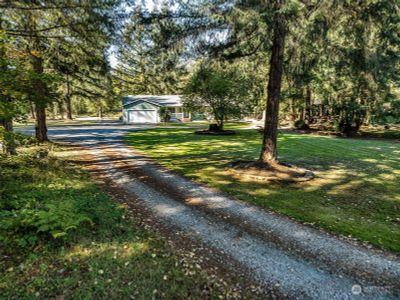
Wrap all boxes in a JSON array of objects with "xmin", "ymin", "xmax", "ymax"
[
  {"xmin": 66, "ymin": 74, "xmax": 73, "ymax": 119},
  {"xmin": 30, "ymin": 101, "xmax": 36, "ymax": 119},
  {"xmin": 288, "ymin": 98, "xmax": 296, "ymax": 128},
  {"xmin": 58, "ymin": 101, "xmax": 65, "ymax": 119},
  {"xmin": 304, "ymin": 85, "xmax": 312, "ymax": 124},
  {"xmin": 259, "ymin": 10, "xmax": 286, "ymax": 164},
  {"xmin": 98, "ymin": 105, "xmax": 103, "ymax": 119},
  {"xmin": 35, "ymin": 103, "xmax": 48, "ymax": 142},
  {"xmin": 31, "ymin": 49, "xmax": 48, "ymax": 142}
]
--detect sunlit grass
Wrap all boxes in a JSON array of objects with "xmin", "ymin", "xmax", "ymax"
[{"xmin": 126, "ymin": 124, "xmax": 400, "ymax": 253}]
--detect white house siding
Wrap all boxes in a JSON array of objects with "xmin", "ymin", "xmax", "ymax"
[
  {"xmin": 123, "ymin": 100, "xmax": 160, "ymax": 124},
  {"xmin": 122, "ymin": 95, "xmax": 192, "ymax": 123}
]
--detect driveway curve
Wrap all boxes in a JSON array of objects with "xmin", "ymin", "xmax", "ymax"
[{"xmin": 18, "ymin": 121, "xmax": 400, "ymax": 299}]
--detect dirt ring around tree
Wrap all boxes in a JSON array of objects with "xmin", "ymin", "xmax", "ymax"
[{"xmin": 226, "ymin": 160, "xmax": 315, "ymax": 183}]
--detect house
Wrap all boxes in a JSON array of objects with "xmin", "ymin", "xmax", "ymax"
[{"xmin": 122, "ymin": 95, "xmax": 191, "ymax": 124}]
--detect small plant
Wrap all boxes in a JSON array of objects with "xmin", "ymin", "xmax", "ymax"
[
  {"xmin": 0, "ymin": 148, "xmax": 119, "ymax": 250},
  {"xmin": 158, "ymin": 107, "xmax": 171, "ymax": 124}
]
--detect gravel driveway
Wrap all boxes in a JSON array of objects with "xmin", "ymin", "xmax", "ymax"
[{"xmin": 18, "ymin": 121, "xmax": 400, "ymax": 299}]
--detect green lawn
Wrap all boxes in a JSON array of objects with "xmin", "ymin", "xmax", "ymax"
[
  {"xmin": 126, "ymin": 124, "xmax": 400, "ymax": 253},
  {"xmin": 360, "ymin": 125, "xmax": 400, "ymax": 139},
  {"xmin": 0, "ymin": 145, "xmax": 230, "ymax": 299}
]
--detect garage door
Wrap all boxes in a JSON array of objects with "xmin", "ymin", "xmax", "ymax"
[{"xmin": 128, "ymin": 110, "xmax": 157, "ymax": 123}]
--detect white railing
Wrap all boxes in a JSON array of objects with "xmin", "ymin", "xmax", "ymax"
[{"xmin": 170, "ymin": 112, "xmax": 184, "ymax": 119}]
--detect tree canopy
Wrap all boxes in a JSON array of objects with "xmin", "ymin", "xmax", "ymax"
[{"xmin": 0, "ymin": 0, "xmax": 399, "ymax": 158}]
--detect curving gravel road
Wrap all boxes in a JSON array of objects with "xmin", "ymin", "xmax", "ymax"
[{"xmin": 18, "ymin": 121, "xmax": 400, "ymax": 299}]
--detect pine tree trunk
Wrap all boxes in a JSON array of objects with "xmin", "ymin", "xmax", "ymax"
[
  {"xmin": 98, "ymin": 105, "xmax": 103, "ymax": 119},
  {"xmin": 304, "ymin": 85, "xmax": 312, "ymax": 124},
  {"xmin": 58, "ymin": 101, "xmax": 64, "ymax": 119},
  {"xmin": 289, "ymin": 98, "xmax": 295, "ymax": 128},
  {"xmin": 30, "ymin": 101, "xmax": 36, "ymax": 119},
  {"xmin": 259, "ymin": 11, "xmax": 286, "ymax": 164},
  {"xmin": 31, "ymin": 49, "xmax": 48, "ymax": 142},
  {"xmin": 35, "ymin": 103, "xmax": 48, "ymax": 142},
  {"xmin": 66, "ymin": 74, "xmax": 73, "ymax": 120}
]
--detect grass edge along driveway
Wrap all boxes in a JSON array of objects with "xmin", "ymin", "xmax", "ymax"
[
  {"xmin": 126, "ymin": 124, "xmax": 400, "ymax": 253},
  {"xmin": 0, "ymin": 145, "xmax": 236, "ymax": 299}
]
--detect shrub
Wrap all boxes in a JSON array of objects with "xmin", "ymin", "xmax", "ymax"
[
  {"xmin": 333, "ymin": 101, "xmax": 366, "ymax": 134},
  {"xmin": 158, "ymin": 107, "xmax": 171, "ymax": 123},
  {"xmin": 0, "ymin": 149, "xmax": 122, "ymax": 250},
  {"xmin": 294, "ymin": 119, "xmax": 310, "ymax": 130}
]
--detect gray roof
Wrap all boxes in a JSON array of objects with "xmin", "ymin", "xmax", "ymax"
[{"xmin": 122, "ymin": 95, "xmax": 182, "ymax": 107}]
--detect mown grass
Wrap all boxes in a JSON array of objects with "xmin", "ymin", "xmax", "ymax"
[
  {"xmin": 360, "ymin": 125, "xmax": 400, "ymax": 139},
  {"xmin": 126, "ymin": 124, "xmax": 400, "ymax": 253},
  {"xmin": 0, "ymin": 146, "xmax": 227, "ymax": 299}
]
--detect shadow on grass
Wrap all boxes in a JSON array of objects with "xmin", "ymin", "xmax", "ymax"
[
  {"xmin": 126, "ymin": 127, "xmax": 400, "ymax": 253},
  {"xmin": 0, "ymin": 151, "xmax": 219, "ymax": 299}
]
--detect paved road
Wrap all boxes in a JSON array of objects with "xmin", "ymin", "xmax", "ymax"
[
  {"xmin": 18, "ymin": 120, "xmax": 152, "ymax": 144},
  {"xmin": 17, "ymin": 121, "xmax": 400, "ymax": 299}
]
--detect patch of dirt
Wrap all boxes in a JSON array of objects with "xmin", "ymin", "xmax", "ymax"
[{"xmin": 227, "ymin": 160, "xmax": 314, "ymax": 183}]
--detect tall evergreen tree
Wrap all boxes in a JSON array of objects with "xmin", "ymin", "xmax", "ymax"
[
  {"xmin": 1, "ymin": 0, "xmax": 126, "ymax": 141},
  {"xmin": 130, "ymin": 0, "xmax": 327, "ymax": 164}
]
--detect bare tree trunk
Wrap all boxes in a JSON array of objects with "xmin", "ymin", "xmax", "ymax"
[
  {"xmin": 304, "ymin": 85, "xmax": 312, "ymax": 125},
  {"xmin": 259, "ymin": 9, "xmax": 286, "ymax": 164},
  {"xmin": 35, "ymin": 104, "xmax": 48, "ymax": 142},
  {"xmin": 31, "ymin": 49, "xmax": 48, "ymax": 142},
  {"xmin": 30, "ymin": 101, "xmax": 36, "ymax": 119},
  {"xmin": 66, "ymin": 74, "xmax": 73, "ymax": 120},
  {"xmin": 98, "ymin": 105, "xmax": 103, "ymax": 119},
  {"xmin": 299, "ymin": 105, "xmax": 305, "ymax": 121},
  {"xmin": 58, "ymin": 101, "xmax": 65, "ymax": 119},
  {"xmin": 288, "ymin": 98, "xmax": 296, "ymax": 128},
  {"xmin": 50, "ymin": 103, "xmax": 56, "ymax": 120}
]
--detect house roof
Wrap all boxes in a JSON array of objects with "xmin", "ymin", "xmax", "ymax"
[{"xmin": 122, "ymin": 95, "xmax": 182, "ymax": 108}]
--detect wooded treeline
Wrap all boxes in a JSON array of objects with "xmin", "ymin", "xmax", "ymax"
[
  {"xmin": 0, "ymin": 0, "xmax": 128, "ymax": 151},
  {"xmin": 1, "ymin": 0, "xmax": 400, "ymax": 161},
  {"xmin": 129, "ymin": 1, "xmax": 400, "ymax": 127},
  {"xmin": 117, "ymin": 0, "xmax": 400, "ymax": 163}
]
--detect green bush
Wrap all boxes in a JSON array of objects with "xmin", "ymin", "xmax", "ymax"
[
  {"xmin": 333, "ymin": 101, "xmax": 366, "ymax": 134},
  {"xmin": 158, "ymin": 106, "xmax": 172, "ymax": 123},
  {"xmin": 0, "ymin": 149, "xmax": 122, "ymax": 250},
  {"xmin": 0, "ymin": 130, "xmax": 37, "ymax": 154},
  {"xmin": 294, "ymin": 119, "xmax": 310, "ymax": 130}
]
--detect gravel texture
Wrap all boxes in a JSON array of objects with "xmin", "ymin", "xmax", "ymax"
[{"xmin": 18, "ymin": 121, "xmax": 400, "ymax": 299}]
